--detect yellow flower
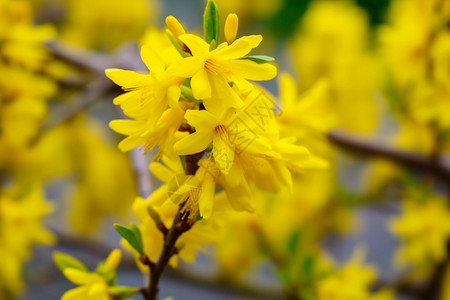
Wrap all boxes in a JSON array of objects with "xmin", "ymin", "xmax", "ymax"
[
  {"xmin": 110, "ymin": 100, "xmax": 193, "ymax": 157},
  {"xmin": 277, "ymin": 73, "xmax": 334, "ymax": 137},
  {"xmin": 61, "ymin": 0, "xmax": 158, "ymax": 50},
  {"xmin": 0, "ymin": 185, "xmax": 55, "ymax": 297},
  {"xmin": 170, "ymin": 29, "xmax": 276, "ymax": 112},
  {"xmin": 63, "ymin": 116, "xmax": 136, "ymax": 235},
  {"xmin": 390, "ymin": 196, "xmax": 450, "ymax": 274},
  {"xmin": 292, "ymin": 0, "xmax": 380, "ymax": 133},
  {"xmin": 127, "ymin": 196, "xmax": 222, "ymax": 269},
  {"xmin": 149, "ymin": 154, "xmax": 219, "ymax": 219},
  {"xmin": 60, "ymin": 249, "xmax": 124, "ymax": 300},
  {"xmin": 106, "ymin": 45, "xmax": 184, "ymax": 124},
  {"xmin": 174, "ymin": 90, "xmax": 275, "ymax": 174},
  {"xmin": 316, "ymin": 248, "xmax": 394, "ymax": 300}
]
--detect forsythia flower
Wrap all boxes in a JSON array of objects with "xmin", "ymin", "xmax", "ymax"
[
  {"xmin": 61, "ymin": 0, "xmax": 158, "ymax": 50},
  {"xmin": 0, "ymin": 186, "xmax": 55, "ymax": 298},
  {"xmin": 56, "ymin": 249, "xmax": 135, "ymax": 300},
  {"xmin": 316, "ymin": 249, "xmax": 395, "ymax": 300},
  {"xmin": 292, "ymin": 0, "xmax": 380, "ymax": 133},
  {"xmin": 106, "ymin": 4, "xmax": 315, "ymax": 219},
  {"xmin": 125, "ymin": 196, "xmax": 222, "ymax": 268},
  {"xmin": 170, "ymin": 32, "xmax": 276, "ymax": 111},
  {"xmin": 389, "ymin": 195, "xmax": 450, "ymax": 275}
]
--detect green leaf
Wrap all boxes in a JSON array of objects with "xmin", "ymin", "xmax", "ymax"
[
  {"xmin": 286, "ymin": 230, "xmax": 301, "ymax": 257},
  {"xmin": 53, "ymin": 252, "xmax": 89, "ymax": 273},
  {"xmin": 180, "ymin": 85, "xmax": 195, "ymax": 101},
  {"xmin": 300, "ymin": 256, "xmax": 315, "ymax": 283},
  {"xmin": 114, "ymin": 223, "xmax": 143, "ymax": 255},
  {"xmin": 203, "ymin": 0, "xmax": 220, "ymax": 45},
  {"xmin": 109, "ymin": 286, "xmax": 140, "ymax": 297},
  {"xmin": 238, "ymin": 55, "xmax": 275, "ymax": 64},
  {"xmin": 165, "ymin": 29, "xmax": 190, "ymax": 58}
]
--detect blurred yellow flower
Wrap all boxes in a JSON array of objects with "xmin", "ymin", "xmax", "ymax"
[
  {"xmin": 390, "ymin": 195, "xmax": 450, "ymax": 275},
  {"xmin": 0, "ymin": 185, "xmax": 55, "ymax": 297}
]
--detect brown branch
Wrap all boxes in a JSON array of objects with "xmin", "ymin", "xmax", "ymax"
[
  {"xmin": 45, "ymin": 40, "xmax": 146, "ymax": 73},
  {"xmin": 143, "ymin": 207, "xmax": 193, "ymax": 300},
  {"xmin": 45, "ymin": 40, "xmax": 110, "ymax": 73},
  {"xmin": 328, "ymin": 129, "xmax": 450, "ymax": 181}
]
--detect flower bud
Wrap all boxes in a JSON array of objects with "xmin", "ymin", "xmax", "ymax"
[
  {"xmin": 165, "ymin": 16, "xmax": 186, "ymax": 39},
  {"xmin": 104, "ymin": 249, "xmax": 122, "ymax": 271},
  {"xmin": 224, "ymin": 13, "xmax": 238, "ymax": 44}
]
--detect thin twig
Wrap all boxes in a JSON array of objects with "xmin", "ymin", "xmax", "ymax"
[
  {"xmin": 328, "ymin": 129, "xmax": 450, "ymax": 181},
  {"xmin": 143, "ymin": 207, "xmax": 193, "ymax": 300},
  {"xmin": 45, "ymin": 41, "xmax": 110, "ymax": 73}
]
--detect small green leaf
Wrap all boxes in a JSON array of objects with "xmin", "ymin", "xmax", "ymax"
[
  {"xmin": 114, "ymin": 223, "xmax": 143, "ymax": 255},
  {"xmin": 110, "ymin": 286, "xmax": 140, "ymax": 297},
  {"xmin": 203, "ymin": 0, "xmax": 220, "ymax": 45},
  {"xmin": 300, "ymin": 256, "xmax": 315, "ymax": 283},
  {"xmin": 166, "ymin": 29, "xmax": 190, "ymax": 58},
  {"xmin": 180, "ymin": 85, "xmax": 195, "ymax": 101},
  {"xmin": 286, "ymin": 230, "xmax": 301, "ymax": 256},
  {"xmin": 238, "ymin": 55, "xmax": 275, "ymax": 64},
  {"xmin": 53, "ymin": 252, "xmax": 89, "ymax": 272}
]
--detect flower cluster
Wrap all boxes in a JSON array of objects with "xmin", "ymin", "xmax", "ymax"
[
  {"xmin": 0, "ymin": 0, "xmax": 56, "ymax": 297},
  {"xmin": 54, "ymin": 249, "xmax": 139, "ymax": 300},
  {"xmin": 107, "ymin": 1, "xmax": 319, "ymax": 225},
  {"xmin": 0, "ymin": 186, "xmax": 55, "ymax": 298},
  {"xmin": 390, "ymin": 193, "xmax": 450, "ymax": 278}
]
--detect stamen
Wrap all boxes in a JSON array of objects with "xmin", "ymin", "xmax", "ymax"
[{"xmin": 205, "ymin": 58, "xmax": 225, "ymax": 74}]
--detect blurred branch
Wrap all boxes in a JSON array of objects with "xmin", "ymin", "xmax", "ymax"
[
  {"xmin": 36, "ymin": 40, "xmax": 146, "ymax": 138},
  {"xmin": 328, "ymin": 129, "xmax": 450, "ymax": 181},
  {"xmin": 130, "ymin": 149, "xmax": 153, "ymax": 198},
  {"xmin": 45, "ymin": 40, "xmax": 146, "ymax": 72},
  {"xmin": 51, "ymin": 227, "xmax": 281, "ymax": 299},
  {"xmin": 45, "ymin": 41, "xmax": 110, "ymax": 73},
  {"xmin": 40, "ymin": 77, "xmax": 115, "ymax": 133}
]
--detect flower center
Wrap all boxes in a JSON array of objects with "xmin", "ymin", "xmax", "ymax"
[
  {"xmin": 205, "ymin": 58, "xmax": 225, "ymax": 75},
  {"xmin": 214, "ymin": 125, "xmax": 233, "ymax": 149}
]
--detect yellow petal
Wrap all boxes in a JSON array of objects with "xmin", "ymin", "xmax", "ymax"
[
  {"xmin": 105, "ymin": 68, "xmax": 150, "ymax": 88},
  {"xmin": 279, "ymin": 73, "xmax": 297, "ymax": 109},
  {"xmin": 87, "ymin": 283, "xmax": 108, "ymax": 300},
  {"xmin": 212, "ymin": 130, "xmax": 235, "ymax": 174},
  {"xmin": 214, "ymin": 35, "xmax": 262, "ymax": 60},
  {"xmin": 224, "ymin": 162, "xmax": 244, "ymax": 188},
  {"xmin": 167, "ymin": 85, "xmax": 181, "ymax": 107},
  {"xmin": 148, "ymin": 185, "xmax": 168, "ymax": 206},
  {"xmin": 198, "ymin": 177, "xmax": 215, "ymax": 219},
  {"xmin": 165, "ymin": 16, "xmax": 186, "ymax": 38},
  {"xmin": 191, "ymin": 69, "xmax": 211, "ymax": 99},
  {"xmin": 205, "ymin": 75, "xmax": 243, "ymax": 115},
  {"xmin": 178, "ymin": 34, "xmax": 210, "ymax": 58},
  {"xmin": 229, "ymin": 59, "xmax": 277, "ymax": 81},
  {"xmin": 149, "ymin": 161, "xmax": 175, "ymax": 182},
  {"xmin": 184, "ymin": 109, "xmax": 218, "ymax": 129},
  {"xmin": 141, "ymin": 45, "xmax": 165, "ymax": 73},
  {"xmin": 63, "ymin": 268, "xmax": 90, "ymax": 285},
  {"xmin": 167, "ymin": 57, "xmax": 203, "ymax": 78},
  {"xmin": 104, "ymin": 249, "xmax": 122, "ymax": 271},
  {"xmin": 174, "ymin": 131, "xmax": 213, "ymax": 155},
  {"xmin": 112, "ymin": 91, "xmax": 139, "ymax": 106},
  {"xmin": 117, "ymin": 135, "xmax": 143, "ymax": 152},
  {"xmin": 109, "ymin": 120, "xmax": 144, "ymax": 135},
  {"xmin": 239, "ymin": 35, "xmax": 263, "ymax": 48},
  {"xmin": 61, "ymin": 286, "xmax": 88, "ymax": 300}
]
